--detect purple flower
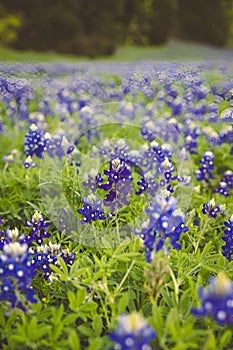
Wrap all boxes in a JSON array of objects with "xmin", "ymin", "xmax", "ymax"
[
  {"xmin": 222, "ymin": 215, "xmax": 233, "ymax": 261},
  {"xmin": 192, "ymin": 273, "xmax": 233, "ymax": 325},
  {"xmin": 0, "ymin": 240, "xmax": 37, "ymax": 309},
  {"xmin": 109, "ymin": 312, "xmax": 156, "ymax": 350},
  {"xmin": 195, "ymin": 151, "xmax": 214, "ymax": 183},
  {"xmin": 78, "ymin": 195, "xmax": 107, "ymax": 223},
  {"xmin": 23, "ymin": 156, "xmax": 37, "ymax": 169},
  {"xmin": 30, "ymin": 242, "xmax": 76, "ymax": 281},
  {"xmin": 99, "ymin": 158, "xmax": 133, "ymax": 190},
  {"xmin": 24, "ymin": 124, "xmax": 45, "ymax": 159},
  {"xmin": 214, "ymin": 170, "xmax": 233, "ymax": 197},
  {"xmin": 135, "ymin": 191, "xmax": 188, "ymax": 262},
  {"xmin": 202, "ymin": 198, "xmax": 225, "ymax": 218},
  {"xmin": 25, "ymin": 211, "xmax": 50, "ymax": 244}
]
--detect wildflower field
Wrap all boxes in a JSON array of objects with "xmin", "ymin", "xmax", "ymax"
[{"xmin": 0, "ymin": 56, "xmax": 233, "ymax": 350}]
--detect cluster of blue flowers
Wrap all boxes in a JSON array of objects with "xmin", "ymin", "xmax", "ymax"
[
  {"xmin": 0, "ymin": 227, "xmax": 37, "ymax": 310},
  {"xmin": 192, "ymin": 273, "xmax": 233, "ymax": 325},
  {"xmin": 222, "ymin": 215, "xmax": 233, "ymax": 261},
  {"xmin": 23, "ymin": 124, "xmax": 75, "ymax": 168},
  {"xmin": 202, "ymin": 198, "xmax": 225, "ymax": 218},
  {"xmin": 195, "ymin": 151, "xmax": 215, "ymax": 183},
  {"xmin": 78, "ymin": 195, "xmax": 107, "ymax": 224},
  {"xmin": 78, "ymin": 138, "xmax": 190, "ymax": 225},
  {"xmin": 215, "ymin": 170, "xmax": 233, "ymax": 197},
  {"xmin": 135, "ymin": 191, "xmax": 188, "ymax": 262},
  {"xmin": 0, "ymin": 212, "xmax": 76, "ymax": 308},
  {"xmin": 109, "ymin": 312, "xmax": 156, "ymax": 350}
]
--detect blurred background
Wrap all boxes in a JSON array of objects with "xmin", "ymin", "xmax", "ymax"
[{"xmin": 0, "ymin": 0, "xmax": 233, "ymax": 57}]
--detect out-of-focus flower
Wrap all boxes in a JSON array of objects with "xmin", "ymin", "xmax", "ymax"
[
  {"xmin": 192, "ymin": 273, "xmax": 233, "ymax": 325},
  {"xmin": 0, "ymin": 236, "xmax": 37, "ymax": 310},
  {"xmin": 214, "ymin": 170, "xmax": 233, "ymax": 197},
  {"xmin": 135, "ymin": 191, "xmax": 188, "ymax": 262},
  {"xmin": 109, "ymin": 312, "xmax": 156, "ymax": 350},
  {"xmin": 23, "ymin": 156, "xmax": 37, "ymax": 169},
  {"xmin": 195, "ymin": 151, "xmax": 214, "ymax": 183}
]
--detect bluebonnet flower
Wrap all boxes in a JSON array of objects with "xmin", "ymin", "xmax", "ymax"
[
  {"xmin": 30, "ymin": 242, "xmax": 60, "ymax": 280},
  {"xmin": 109, "ymin": 312, "xmax": 156, "ymax": 350},
  {"xmin": 183, "ymin": 135, "xmax": 198, "ymax": 154},
  {"xmin": 136, "ymin": 171, "xmax": 159, "ymax": 196},
  {"xmin": 202, "ymin": 198, "xmax": 225, "ymax": 218},
  {"xmin": 135, "ymin": 191, "xmax": 188, "ymax": 262},
  {"xmin": 3, "ymin": 153, "xmax": 14, "ymax": 164},
  {"xmin": 24, "ymin": 124, "xmax": 45, "ymax": 159},
  {"xmin": 141, "ymin": 118, "xmax": 157, "ymax": 142},
  {"xmin": 24, "ymin": 124, "xmax": 74, "ymax": 163},
  {"xmin": 0, "ymin": 238, "xmax": 37, "ymax": 310},
  {"xmin": 0, "ymin": 118, "xmax": 3, "ymax": 133},
  {"xmin": 25, "ymin": 211, "xmax": 50, "ymax": 244},
  {"xmin": 78, "ymin": 106, "xmax": 99, "ymax": 142},
  {"xmin": 29, "ymin": 241, "xmax": 76, "ymax": 281},
  {"xmin": 192, "ymin": 273, "xmax": 233, "ymax": 325},
  {"xmin": 0, "ymin": 227, "xmax": 26, "ymax": 250},
  {"xmin": 3, "ymin": 149, "xmax": 18, "ymax": 164},
  {"xmin": 78, "ymin": 195, "xmax": 107, "ymax": 223},
  {"xmin": 159, "ymin": 157, "xmax": 177, "ymax": 191},
  {"xmin": 184, "ymin": 119, "xmax": 200, "ymax": 140},
  {"xmin": 60, "ymin": 248, "xmax": 76, "ymax": 266},
  {"xmin": 195, "ymin": 151, "xmax": 214, "ymax": 183},
  {"xmin": 218, "ymin": 125, "xmax": 233, "ymax": 145},
  {"xmin": 222, "ymin": 215, "xmax": 233, "ymax": 261},
  {"xmin": 83, "ymin": 169, "xmax": 103, "ymax": 192},
  {"xmin": 104, "ymin": 179, "xmax": 133, "ymax": 212},
  {"xmin": 202, "ymin": 126, "xmax": 219, "ymax": 146},
  {"xmin": 99, "ymin": 158, "xmax": 133, "ymax": 190},
  {"xmin": 44, "ymin": 133, "xmax": 74, "ymax": 159},
  {"xmin": 214, "ymin": 170, "xmax": 233, "ymax": 197},
  {"xmin": 99, "ymin": 158, "xmax": 134, "ymax": 211},
  {"xmin": 23, "ymin": 156, "xmax": 37, "ymax": 169}
]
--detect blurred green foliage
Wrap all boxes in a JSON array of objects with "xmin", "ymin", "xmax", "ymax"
[
  {"xmin": 0, "ymin": 4, "xmax": 21, "ymax": 46},
  {"xmin": 0, "ymin": 0, "xmax": 232, "ymax": 56}
]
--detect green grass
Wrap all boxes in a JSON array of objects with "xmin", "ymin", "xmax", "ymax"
[{"xmin": 1, "ymin": 40, "xmax": 232, "ymax": 63}]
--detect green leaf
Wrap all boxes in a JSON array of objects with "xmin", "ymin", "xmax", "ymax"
[
  {"xmin": 63, "ymin": 314, "xmax": 78, "ymax": 325},
  {"xmin": 151, "ymin": 304, "xmax": 163, "ymax": 342},
  {"xmin": 219, "ymin": 329, "xmax": 232, "ymax": 348},
  {"xmin": 80, "ymin": 301, "xmax": 98, "ymax": 312},
  {"xmin": 117, "ymin": 292, "xmax": 128, "ymax": 315},
  {"xmin": 93, "ymin": 314, "xmax": 103, "ymax": 337},
  {"xmin": 57, "ymin": 256, "xmax": 69, "ymax": 276},
  {"xmin": 78, "ymin": 324, "xmax": 94, "ymax": 337},
  {"xmin": 68, "ymin": 330, "xmax": 80, "ymax": 350},
  {"xmin": 76, "ymin": 288, "xmax": 87, "ymax": 307},
  {"xmin": 68, "ymin": 290, "xmax": 78, "ymax": 311},
  {"xmin": 0, "ymin": 310, "xmax": 6, "ymax": 328},
  {"xmin": 86, "ymin": 338, "xmax": 103, "ymax": 350}
]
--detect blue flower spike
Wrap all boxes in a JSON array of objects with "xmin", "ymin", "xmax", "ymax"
[
  {"xmin": 222, "ymin": 215, "xmax": 233, "ymax": 261},
  {"xmin": 109, "ymin": 312, "xmax": 156, "ymax": 350},
  {"xmin": 192, "ymin": 273, "xmax": 233, "ymax": 325},
  {"xmin": 0, "ymin": 237, "xmax": 37, "ymax": 310},
  {"xmin": 202, "ymin": 198, "xmax": 226, "ymax": 218}
]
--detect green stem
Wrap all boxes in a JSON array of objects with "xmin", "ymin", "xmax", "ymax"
[
  {"xmin": 194, "ymin": 218, "xmax": 209, "ymax": 254},
  {"xmin": 116, "ymin": 259, "xmax": 135, "ymax": 293},
  {"xmin": 168, "ymin": 266, "xmax": 179, "ymax": 304},
  {"xmin": 114, "ymin": 183, "xmax": 120, "ymax": 243}
]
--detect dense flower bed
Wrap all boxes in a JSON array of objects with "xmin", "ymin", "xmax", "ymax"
[{"xmin": 0, "ymin": 60, "xmax": 233, "ymax": 349}]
